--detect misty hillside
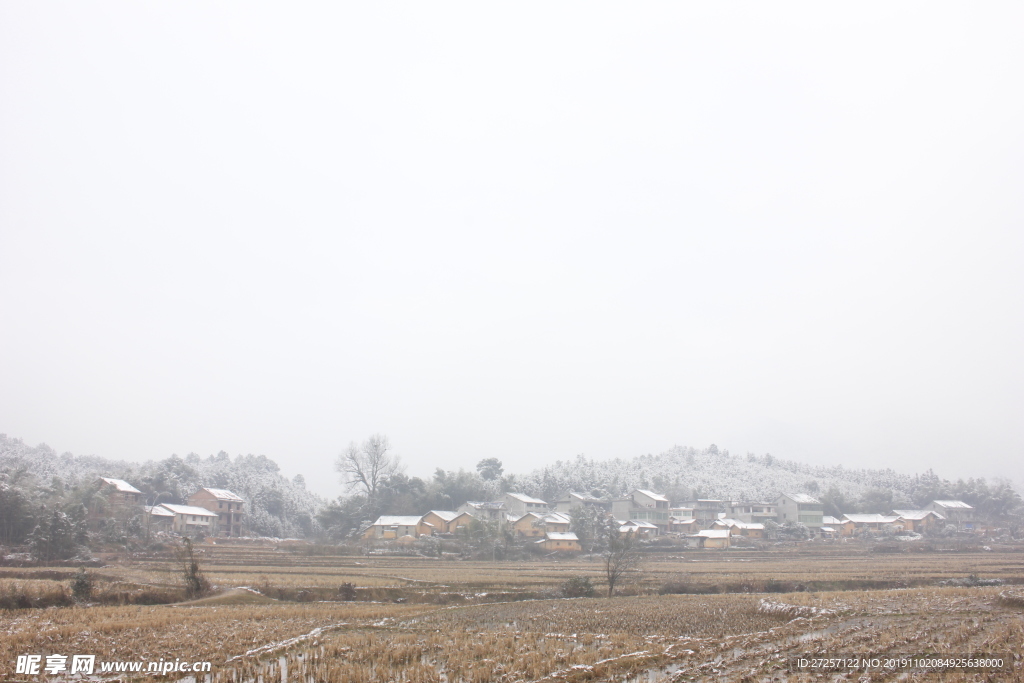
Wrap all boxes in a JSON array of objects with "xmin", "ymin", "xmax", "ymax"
[
  {"xmin": 513, "ymin": 445, "xmax": 913, "ymax": 502},
  {"xmin": 4, "ymin": 434, "xmax": 1016, "ymax": 538},
  {"xmin": 0, "ymin": 434, "xmax": 324, "ymax": 538},
  {"xmin": 511, "ymin": 444, "xmax": 1005, "ymax": 513}
]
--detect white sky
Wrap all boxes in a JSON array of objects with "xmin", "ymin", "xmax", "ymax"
[{"xmin": 2, "ymin": 3, "xmax": 1021, "ymax": 500}]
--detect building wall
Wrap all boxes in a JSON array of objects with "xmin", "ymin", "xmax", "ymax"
[
  {"xmin": 776, "ymin": 496, "xmax": 823, "ymax": 528},
  {"xmin": 511, "ymin": 516, "xmax": 543, "ymax": 538},
  {"xmin": 612, "ymin": 492, "xmax": 669, "ymax": 531},
  {"xmin": 188, "ymin": 491, "xmax": 244, "ymax": 537},
  {"xmin": 728, "ymin": 503, "xmax": 777, "ymax": 524},
  {"xmin": 370, "ymin": 523, "xmax": 420, "ymax": 539},
  {"xmin": 538, "ymin": 539, "xmax": 581, "ymax": 551},
  {"xmin": 172, "ymin": 514, "xmax": 216, "ymax": 534},
  {"xmin": 421, "ymin": 512, "xmax": 454, "ymax": 533},
  {"xmin": 505, "ymin": 495, "xmax": 548, "ymax": 516},
  {"xmin": 683, "ymin": 501, "xmax": 727, "ymax": 527},
  {"xmin": 926, "ymin": 503, "xmax": 975, "ymax": 528}
]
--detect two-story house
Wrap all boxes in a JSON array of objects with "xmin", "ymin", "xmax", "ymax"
[
  {"xmin": 925, "ymin": 500, "xmax": 976, "ymax": 531},
  {"xmin": 611, "ymin": 489, "xmax": 669, "ymax": 534},
  {"xmin": 158, "ymin": 503, "xmax": 220, "ymax": 536},
  {"xmin": 457, "ymin": 501, "xmax": 507, "ymax": 523},
  {"xmin": 727, "ymin": 501, "xmax": 777, "ymax": 524},
  {"xmin": 681, "ymin": 499, "xmax": 727, "ymax": 528},
  {"xmin": 775, "ymin": 493, "xmax": 824, "ymax": 528},
  {"xmin": 504, "ymin": 493, "xmax": 550, "ymax": 517},
  {"xmin": 187, "ymin": 488, "xmax": 245, "ymax": 537},
  {"xmin": 553, "ymin": 492, "xmax": 608, "ymax": 514}
]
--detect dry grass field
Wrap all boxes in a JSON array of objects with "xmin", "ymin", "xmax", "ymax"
[{"xmin": 2, "ymin": 545, "xmax": 1022, "ymax": 681}]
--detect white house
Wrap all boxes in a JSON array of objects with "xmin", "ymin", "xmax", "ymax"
[
  {"xmin": 553, "ymin": 492, "xmax": 607, "ymax": 514},
  {"xmin": 925, "ymin": 500, "xmax": 976, "ymax": 530},
  {"xmin": 534, "ymin": 531, "xmax": 581, "ymax": 552},
  {"xmin": 158, "ymin": 504, "xmax": 220, "ymax": 535},
  {"xmin": 775, "ymin": 493, "xmax": 824, "ymax": 528},
  {"xmin": 611, "ymin": 490, "xmax": 669, "ymax": 533},
  {"xmin": 363, "ymin": 515, "xmax": 431, "ymax": 540},
  {"xmin": 458, "ymin": 501, "xmax": 507, "ymax": 522},
  {"xmin": 504, "ymin": 493, "xmax": 550, "ymax": 516},
  {"xmin": 687, "ymin": 528, "xmax": 731, "ymax": 548}
]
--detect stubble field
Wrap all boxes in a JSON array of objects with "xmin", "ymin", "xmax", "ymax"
[{"xmin": 2, "ymin": 545, "xmax": 1022, "ymax": 681}]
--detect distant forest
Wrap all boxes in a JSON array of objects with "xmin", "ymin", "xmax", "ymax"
[{"xmin": 1, "ymin": 434, "xmax": 1020, "ymax": 546}]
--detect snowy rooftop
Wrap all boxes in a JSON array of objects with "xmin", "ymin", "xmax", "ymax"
[
  {"xmin": 714, "ymin": 518, "xmax": 764, "ymax": 530},
  {"xmin": 99, "ymin": 477, "xmax": 142, "ymax": 494},
  {"xmin": 543, "ymin": 532, "xmax": 578, "ymax": 541},
  {"xmin": 841, "ymin": 514, "xmax": 900, "ymax": 524},
  {"xmin": 634, "ymin": 489, "xmax": 668, "ymax": 502},
  {"xmin": 932, "ymin": 500, "xmax": 974, "ymax": 509},
  {"xmin": 782, "ymin": 493, "xmax": 821, "ymax": 504},
  {"xmin": 144, "ymin": 505, "xmax": 174, "ymax": 517},
  {"xmin": 541, "ymin": 512, "xmax": 571, "ymax": 525},
  {"xmin": 198, "ymin": 488, "xmax": 244, "ymax": 502},
  {"xmin": 159, "ymin": 504, "xmax": 218, "ymax": 517},
  {"xmin": 373, "ymin": 516, "xmax": 424, "ymax": 526},
  {"xmin": 694, "ymin": 529, "xmax": 731, "ymax": 538},
  {"xmin": 622, "ymin": 520, "xmax": 659, "ymax": 529},
  {"xmin": 464, "ymin": 501, "xmax": 507, "ymax": 510},
  {"xmin": 508, "ymin": 512, "xmax": 540, "ymax": 523},
  {"xmin": 892, "ymin": 509, "xmax": 945, "ymax": 520},
  {"xmin": 427, "ymin": 510, "xmax": 460, "ymax": 521},
  {"xmin": 561, "ymin": 491, "xmax": 604, "ymax": 502},
  {"xmin": 507, "ymin": 493, "xmax": 548, "ymax": 505}
]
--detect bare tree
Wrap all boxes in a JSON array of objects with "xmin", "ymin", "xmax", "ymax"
[
  {"xmin": 603, "ymin": 523, "xmax": 640, "ymax": 597},
  {"xmin": 336, "ymin": 434, "xmax": 402, "ymax": 501},
  {"xmin": 177, "ymin": 537, "xmax": 210, "ymax": 599}
]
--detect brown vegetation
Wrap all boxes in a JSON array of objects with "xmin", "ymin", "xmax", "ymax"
[{"xmin": 1, "ymin": 546, "xmax": 1022, "ymax": 681}]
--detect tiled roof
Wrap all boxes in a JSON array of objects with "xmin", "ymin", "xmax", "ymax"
[
  {"xmin": 892, "ymin": 510, "xmax": 945, "ymax": 521},
  {"xmin": 372, "ymin": 516, "xmax": 424, "ymax": 526},
  {"xmin": 99, "ymin": 477, "xmax": 141, "ymax": 494},
  {"xmin": 507, "ymin": 493, "xmax": 548, "ymax": 505},
  {"xmin": 932, "ymin": 500, "xmax": 973, "ymax": 509},
  {"xmin": 159, "ymin": 504, "xmax": 218, "ymax": 517},
  {"xmin": 463, "ymin": 501, "xmax": 506, "ymax": 510},
  {"xmin": 841, "ymin": 514, "xmax": 900, "ymax": 524},
  {"xmin": 635, "ymin": 489, "xmax": 668, "ymax": 502},
  {"xmin": 782, "ymin": 493, "xmax": 821, "ymax": 504},
  {"xmin": 694, "ymin": 529, "xmax": 730, "ymax": 538},
  {"xmin": 198, "ymin": 488, "xmax": 244, "ymax": 502}
]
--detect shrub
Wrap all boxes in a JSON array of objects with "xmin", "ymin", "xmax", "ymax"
[
  {"xmin": 177, "ymin": 538, "xmax": 211, "ymax": 599},
  {"xmin": 338, "ymin": 582, "xmax": 357, "ymax": 601},
  {"xmin": 997, "ymin": 590, "xmax": 1024, "ymax": 609},
  {"xmin": 561, "ymin": 576, "xmax": 596, "ymax": 598},
  {"xmin": 71, "ymin": 567, "xmax": 93, "ymax": 600},
  {"xmin": 0, "ymin": 581, "xmax": 73, "ymax": 609}
]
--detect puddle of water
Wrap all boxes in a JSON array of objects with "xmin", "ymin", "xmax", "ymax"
[{"xmin": 623, "ymin": 660, "xmax": 688, "ymax": 683}]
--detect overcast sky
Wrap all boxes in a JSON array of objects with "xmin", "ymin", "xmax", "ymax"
[{"xmin": 2, "ymin": 3, "xmax": 1021, "ymax": 499}]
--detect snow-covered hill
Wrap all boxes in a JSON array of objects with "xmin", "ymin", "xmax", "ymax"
[
  {"xmin": 0, "ymin": 434, "xmax": 323, "ymax": 538},
  {"xmin": 512, "ymin": 444, "xmax": 917, "ymax": 504}
]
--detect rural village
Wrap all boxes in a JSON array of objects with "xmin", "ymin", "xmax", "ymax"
[
  {"xmin": 85, "ymin": 473, "xmax": 993, "ymax": 554},
  {"xmin": 3, "ymin": 470, "xmax": 1023, "ymax": 682}
]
